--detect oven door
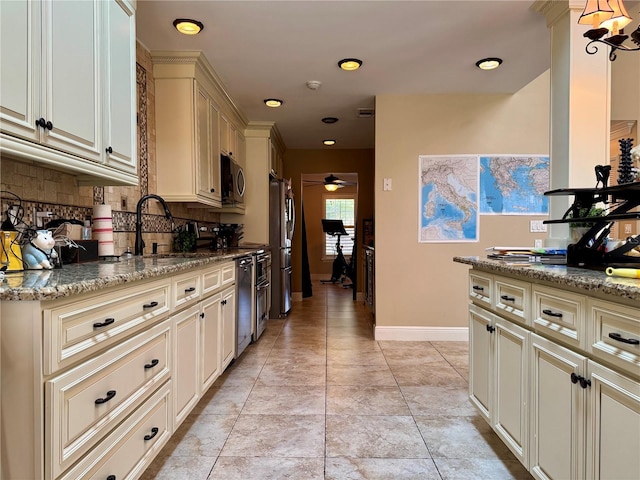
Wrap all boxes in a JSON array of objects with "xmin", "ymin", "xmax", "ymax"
[{"xmin": 255, "ymin": 280, "xmax": 270, "ymax": 340}]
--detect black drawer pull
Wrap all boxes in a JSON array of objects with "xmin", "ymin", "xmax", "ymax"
[
  {"xmin": 107, "ymin": 476, "xmax": 116, "ymax": 480},
  {"xmin": 571, "ymin": 372, "xmax": 580, "ymax": 384},
  {"xmin": 608, "ymin": 332, "xmax": 640, "ymax": 345},
  {"xmin": 200, "ymin": 312, "xmax": 205, "ymax": 318},
  {"xmin": 144, "ymin": 358, "xmax": 159, "ymax": 369},
  {"xmin": 93, "ymin": 317, "xmax": 115, "ymax": 329},
  {"xmin": 95, "ymin": 390, "xmax": 116, "ymax": 405},
  {"xmin": 500, "ymin": 295, "xmax": 515, "ymax": 302},
  {"xmin": 486, "ymin": 324, "xmax": 495, "ymax": 333},
  {"xmin": 106, "ymin": 146, "xmax": 113, "ymax": 154},
  {"xmin": 144, "ymin": 427, "xmax": 159, "ymax": 441},
  {"xmin": 472, "ymin": 285, "xmax": 484, "ymax": 291},
  {"xmin": 184, "ymin": 287, "xmax": 196, "ymax": 293},
  {"xmin": 542, "ymin": 309, "xmax": 563, "ymax": 318},
  {"xmin": 143, "ymin": 301, "xmax": 158, "ymax": 309},
  {"xmin": 570, "ymin": 373, "xmax": 591, "ymax": 389}
]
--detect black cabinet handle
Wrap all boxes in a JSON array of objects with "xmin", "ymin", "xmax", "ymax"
[
  {"xmin": 95, "ymin": 390, "xmax": 117, "ymax": 405},
  {"xmin": 472, "ymin": 285, "xmax": 484, "ymax": 291},
  {"xmin": 106, "ymin": 146, "xmax": 113, "ymax": 154},
  {"xmin": 500, "ymin": 295, "xmax": 515, "ymax": 302},
  {"xmin": 200, "ymin": 312, "xmax": 205, "ymax": 318},
  {"xmin": 107, "ymin": 476, "xmax": 116, "ymax": 480},
  {"xmin": 486, "ymin": 324, "xmax": 495, "ymax": 333},
  {"xmin": 608, "ymin": 332, "xmax": 639, "ymax": 345},
  {"xmin": 184, "ymin": 287, "xmax": 196, "ymax": 293},
  {"xmin": 45, "ymin": 120, "xmax": 53, "ymax": 130},
  {"xmin": 36, "ymin": 117, "xmax": 46, "ymax": 128},
  {"xmin": 579, "ymin": 377, "xmax": 591, "ymax": 389},
  {"xmin": 542, "ymin": 309, "xmax": 563, "ymax": 318},
  {"xmin": 93, "ymin": 317, "xmax": 115, "ymax": 329},
  {"xmin": 210, "ymin": 188, "xmax": 215, "ymax": 193},
  {"xmin": 222, "ymin": 299, "xmax": 227, "ymax": 306},
  {"xmin": 144, "ymin": 427, "xmax": 159, "ymax": 441},
  {"xmin": 144, "ymin": 358, "xmax": 159, "ymax": 369},
  {"xmin": 570, "ymin": 373, "xmax": 591, "ymax": 389},
  {"xmin": 229, "ymin": 152, "xmax": 233, "ymax": 157},
  {"xmin": 143, "ymin": 301, "xmax": 158, "ymax": 309}
]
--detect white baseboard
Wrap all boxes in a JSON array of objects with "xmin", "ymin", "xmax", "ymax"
[{"xmin": 374, "ymin": 326, "xmax": 469, "ymax": 342}]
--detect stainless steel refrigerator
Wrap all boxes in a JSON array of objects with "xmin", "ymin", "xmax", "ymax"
[{"xmin": 269, "ymin": 178, "xmax": 295, "ymax": 317}]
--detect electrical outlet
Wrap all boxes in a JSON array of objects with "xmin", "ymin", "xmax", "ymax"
[
  {"xmin": 534, "ymin": 239, "xmax": 543, "ymax": 248},
  {"xmin": 383, "ymin": 178, "xmax": 392, "ymax": 191},
  {"xmin": 35, "ymin": 211, "xmax": 53, "ymax": 228}
]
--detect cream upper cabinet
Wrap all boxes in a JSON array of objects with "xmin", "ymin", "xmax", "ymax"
[
  {"xmin": 0, "ymin": 0, "xmax": 138, "ymax": 186},
  {"xmin": 154, "ymin": 78, "xmax": 221, "ymax": 207},
  {"xmin": 104, "ymin": 0, "xmax": 136, "ymax": 175},
  {"xmin": 152, "ymin": 51, "xmax": 249, "ymax": 208}
]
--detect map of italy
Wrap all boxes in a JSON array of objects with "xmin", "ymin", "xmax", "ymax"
[
  {"xmin": 419, "ymin": 156, "xmax": 478, "ymax": 242},
  {"xmin": 480, "ymin": 156, "xmax": 549, "ymax": 214}
]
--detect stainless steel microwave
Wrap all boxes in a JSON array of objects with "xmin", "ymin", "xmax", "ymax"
[{"xmin": 221, "ymin": 155, "xmax": 245, "ymax": 204}]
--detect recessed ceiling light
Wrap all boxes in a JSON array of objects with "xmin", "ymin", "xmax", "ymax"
[
  {"xmin": 323, "ymin": 140, "xmax": 336, "ymax": 146},
  {"xmin": 264, "ymin": 98, "xmax": 284, "ymax": 108},
  {"xmin": 322, "ymin": 117, "xmax": 339, "ymax": 124},
  {"xmin": 475, "ymin": 57, "xmax": 503, "ymax": 70},
  {"xmin": 338, "ymin": 58, "xmax": 363, "ymax": 71},
  {"xmin": 173, "ymin": 18, "xmax": 204, "ymax": 35}
]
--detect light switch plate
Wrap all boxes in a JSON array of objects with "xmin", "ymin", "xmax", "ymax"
[{"xmin": 383, "ymin": 178, "xmax": 392, "ymax": 191}]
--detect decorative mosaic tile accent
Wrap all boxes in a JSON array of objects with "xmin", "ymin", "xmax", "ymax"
[
  {"xmin": 93, "ymin": 186, "xmax": 104, "ymax": 205},
  {"xmin": 1, "ymin": 197, "xmax": 92, "ymax": 229},
  {"xmin": 137, "ymin": 62, "xmax": 149, "ymax": 211}
]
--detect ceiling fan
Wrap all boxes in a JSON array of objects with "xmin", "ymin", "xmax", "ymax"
[{"xmin": 303, "ymin": 173, "xmax": 357, "ymax": 191}]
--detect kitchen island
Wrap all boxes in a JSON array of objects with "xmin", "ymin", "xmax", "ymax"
[
  {"xmin": 0, "ymin": 249, "xmax": 263, "ymax": 480},
  {"xmin": 454, "ymin": 256, "xmax": 639, "ymax": 480}
]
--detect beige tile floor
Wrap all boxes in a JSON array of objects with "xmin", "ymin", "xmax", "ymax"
[{"xmin": 141, "ymin": 283, "xmax": 532, "ymax": 479}]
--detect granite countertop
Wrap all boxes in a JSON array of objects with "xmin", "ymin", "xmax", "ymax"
[
  {"xmin": 453, "ymin": 256, "xmax": 640, "ymax": 303},
  {"xmin": 0, "ymin": 248, "xmax": 266, "ymax": 301}
]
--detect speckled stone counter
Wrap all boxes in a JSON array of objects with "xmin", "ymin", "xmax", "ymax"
[
  {"xmin": 0, "ymin": 249, "xmax": 265, "ymax": 301},
  {"xmin": 454, "ymin": 256, "xmax": 640, "ymax": 303}
]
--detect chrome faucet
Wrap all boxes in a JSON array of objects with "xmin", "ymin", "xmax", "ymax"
[{"xmin": 135, "ymin": 194, "xmax": 174, "ymax": 256}]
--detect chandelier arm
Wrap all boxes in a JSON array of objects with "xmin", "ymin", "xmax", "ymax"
[{"xmin": 584, "ymin": 39, "xmax": 640, "ymax": 60}]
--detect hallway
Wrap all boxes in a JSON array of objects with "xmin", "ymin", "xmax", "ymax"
[{"xmin": 142, "ymin": 283, "xmax": 531, "ymax": 479}]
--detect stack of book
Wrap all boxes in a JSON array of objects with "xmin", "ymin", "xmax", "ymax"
[{"xmin": 486, "ymin": 247, "xmax": 567, "ymax": 265}]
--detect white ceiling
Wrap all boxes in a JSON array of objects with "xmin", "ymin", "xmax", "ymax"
[{"xmin": 136, "ymin": 0, "xmax": 553, "ymax": 150}]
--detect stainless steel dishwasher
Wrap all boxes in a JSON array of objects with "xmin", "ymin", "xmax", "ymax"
[{"xmin": 235, "ymin": 255, "xmax": 253, "ymax": 357}]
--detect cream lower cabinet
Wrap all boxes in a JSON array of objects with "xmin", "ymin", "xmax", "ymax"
[
  {"xmin": 468, "ymin": 269, "xmax": 640, "ymax": 480},
  {"xmin": 1, "ymin": 259, "xmax": 237, "ymax": 479},
  {"xmin": 469, "ymin": 304, "xmax": 529, "ymax": 467}
]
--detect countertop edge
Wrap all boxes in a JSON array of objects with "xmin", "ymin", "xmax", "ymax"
[
  {"xmin": 453, "ymin": 256, "xmax": 640, "ymax": 302},
  {"xmin": 0, "ymin": 250, "xmax": 264, "ymax": 302}
]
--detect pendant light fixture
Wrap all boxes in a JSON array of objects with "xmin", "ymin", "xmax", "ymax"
[
  {"xmin": 324, "ymin": 174, "xmax": 343, "ymax": 191},
  {"xmin": 579, "ymin": 0, "xmax": 640, "ymax": 61},
  {"xmin": 173, "ymin": 19, "xmax": 204, "ymax": 35}
]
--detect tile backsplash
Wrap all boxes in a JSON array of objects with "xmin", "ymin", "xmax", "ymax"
[{"xmin": 0, "ymin": 42, "xmax": 225, "ymax": 256}]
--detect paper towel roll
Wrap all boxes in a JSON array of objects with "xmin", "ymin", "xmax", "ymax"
[{"xmin": 93, "ymin": 204, "xmax": 115, "ymax": 256}]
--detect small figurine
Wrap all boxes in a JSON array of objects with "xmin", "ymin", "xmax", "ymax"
[{"xmin": 22, "ymin": 230, "xmax": 58, "ymax": 269}]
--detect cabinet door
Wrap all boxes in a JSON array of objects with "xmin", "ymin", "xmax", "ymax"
[
  {"xmin": 43, "ymin": 0, "xmax": 101, "ymax": 161},
  {"xmin": 173, "ymin": 305, "xmax": 200, "ymax": 429},
  {"xmin": 196, "ymin": 87, "xmax": 213, "ymax": 199},
  {"xmin": 0, "ymin": 0, "xmax": 40, "ymax": 140},
  {"xmin": 228, "ymin": 122, "xmax": 237, "ymax": 158},
  {"xmin": 586, "ymin": 360, "xmax": 640, "ymax": 480},
  {"xmin": 104, "ymin": 0, "xmax": 136, "ymax": 173},
  {"xmin": 221, "ymin": 286, "xmax": 236, "ymax": 371},
  {"xmin": 469, "ymin": 304, "xmax": 493, "ymax": 422},
  {"xmin": 493, "ymin": 316, "xmax": 529, "ymax": 467},
  {"xmin": 209, "ymin": 98, "xmax": 221, "ymax": 201},
  {"xmin": 199, "ymin": 293, "xmax": 222, "ymax": 393},
  {"xmin": 529, "ymin": 333, "xmax": 587, "ymax": 480},
  {"xmin": 220, "ymin": 114, "xmax": 230, "ymax": 155}
]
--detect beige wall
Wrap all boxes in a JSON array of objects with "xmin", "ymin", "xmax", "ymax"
[
  {"xmin": 374, "ymin": 70, "xmax": 551, "ymax": 331},
  {"xmin": 283, "ymin": 149, "xmax": 374, "ymax": 294}
]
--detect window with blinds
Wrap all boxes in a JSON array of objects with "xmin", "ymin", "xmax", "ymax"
[{"xmin": 324, "ymin": 196, "xmax": 355, "ymax": 257}]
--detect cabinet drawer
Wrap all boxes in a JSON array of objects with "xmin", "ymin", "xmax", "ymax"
[
  {"xmin": 44, "ymin": 279, "xmax": 170, "ymax": 374},
  {"xmin": 59, "ymin": 382, "xmax": 172, "ymax": 480},
  {"xmin": 494, "ymin": 276, "xmax": 530, "ymax": 326},
  {"xmin": 469, "ymin": 271, "xmax": 492, "ymax": 307},
  {"xmin": 587, "ymin": 299, "xmax": 640, "ymax": 377},
  {"xmin": 46, "ymin": 321, "xmax": 171, "ymax": 479},
  {"xmin": 221, "ymin": 261, "xmax": 235, "ymax": 287},
  {"xmin": 172, "ymin": 271, "xmax": 201, "ymax": 309},
  {"xmin": 533, "ymin": 285, "xmax": 586, "ymax": 349}
]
